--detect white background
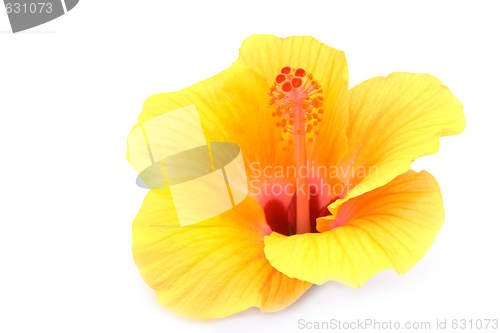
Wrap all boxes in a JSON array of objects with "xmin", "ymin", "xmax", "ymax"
[{"xmin": 1, "ymin": 1, "xmax": 499, "ymax": 332}]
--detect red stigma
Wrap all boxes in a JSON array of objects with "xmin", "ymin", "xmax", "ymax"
[
  {"xmin": 292, "ymin": 77, "xmax": 303, "ymax": 88},
  {"xmin": 282, "ymin": 81, "xmax": 292, "ymax": 92},
  {"xmin": 276, "ymin": 74, "xmax": 286, "ymax": 84},
  {"xmin": 294, "ymin": 68, "xmax": 306, "ymax": 77},
  {"xmin": 280, "ymin": 66, "xmax": 292, "ymax": 75}
]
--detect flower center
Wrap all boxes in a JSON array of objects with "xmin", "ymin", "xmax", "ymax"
[{"xmin": 268, "ymin": 66, "xmax": 324, "ymax": 234}]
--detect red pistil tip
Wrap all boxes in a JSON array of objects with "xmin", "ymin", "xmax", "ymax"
[
  {"xmin": 295, "ymin": 68, "xmax": 306, "ymax": 77},
  {"xmin": 276, "ymin": 74, "xmax": 286, "ymax": 84},
  {"xmin": 282, "ymin": 82, "xmax": 292, "ymax": 93},
  {"xmin": 292, "ymin": 77, "xmax": 303, "ymax": 88},
  {"xmin": 280, "ymin": 66, "xmax": 292, "ymax": 74}
]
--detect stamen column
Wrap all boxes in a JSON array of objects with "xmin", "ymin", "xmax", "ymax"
[
  {"xmin": 269, "ymin": 66, "xmax": 323, "ymax": 234},
  {"xmin": 293, "ymin": 100, "xmax": 311, "ymax": 234}
]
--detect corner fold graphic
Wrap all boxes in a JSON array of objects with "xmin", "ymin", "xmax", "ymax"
[{"xmin": 4, "ymin": 0, "xmax": 79, "ymax": 33}]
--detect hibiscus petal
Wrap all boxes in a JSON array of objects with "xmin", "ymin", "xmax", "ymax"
[
  {"xmin": 134, "ymin": 64, "xmax": 280, "ymax": 165},
  {"xmin": 128, "ymin": 61, "xmax": 299, "ymax": 206},
  {"xmin": 330, "ymin": 73, "xmax": 464, "ymax": 211},
  {"xmin": 264, "ymin": 170, "xmax": 444, "ymax": 286},
  {"xmin": 133, "ymin": 190, "xmax": 311, "ymax": 319},
  {"xmin": 237, "ymin": 34, "xmax": 350, "ymax": 170}
]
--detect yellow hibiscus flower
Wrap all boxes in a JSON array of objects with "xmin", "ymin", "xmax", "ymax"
[{"xmin": 126, "ymin": 34, "xmax": 465, "ymax": 319}]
